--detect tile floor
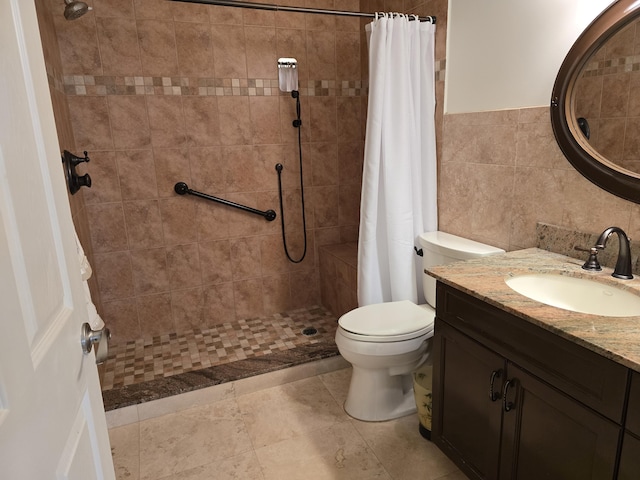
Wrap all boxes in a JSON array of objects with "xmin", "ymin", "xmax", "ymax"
[{"xmin": 107, "ymin": 358, "xmax": 467, "ymax": 480}]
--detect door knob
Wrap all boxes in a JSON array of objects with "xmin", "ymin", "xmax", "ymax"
[{"xmin": 80, "ymin": 323, "xmax": 110, "ymax": 364}]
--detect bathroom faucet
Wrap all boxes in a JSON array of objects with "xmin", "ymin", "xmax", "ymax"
[{"xmin": 586, "ymin": 227, "xmax": 634, "ymax": 280}]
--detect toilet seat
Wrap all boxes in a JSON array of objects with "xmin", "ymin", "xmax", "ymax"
[{"xmin": 338, "ymin": 300, "xmax": 435, "ymax": 343}]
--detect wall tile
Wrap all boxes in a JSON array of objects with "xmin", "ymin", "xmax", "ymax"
[
  {"xmin": 68, "ymin": 96, "xmax": 114, "ymax": 151},
  {"xmin": 54, "ymin": 12, "xmax": 102, "ymax": 75},
  {"xmin": 262, "ymin": 274, "xmax": 291, "ymax": 314},
  {"xmin": 336, "ymin": 96, "xmax": 361, "ymax": 143},
  {"xmin": 137, "ymin": 19, "xmax": 178, "ymax": 76},
  {"xmin": 84, "ymin": 151, "xmax": 122, "ymax": 204},
  {"xmin": 208, "ymin": 5, "xmax": 244, "ymax": 25},
  {"xmin": 96, "ymin": 17, "xmax": 142, "ymax": 75},
  {"xmin": 211, "ymin": 25, "xmax": 248, "ymax": 78},
  {"xmin": 189, "ymin": 147, "xmax": 225, "ymax": 193},
  {"xmin": 116, "ymin": 149, "xmax": 158, "ymax": 200},
  {"xmin": 309, "ymin": 142, "xmax": 338, "ymax": 186},
  {"xmin": 87, "ymin": 203, "xmax": 129, "ymax": 252},
  {"xmin": 94, "ymin": 251, "xmax": 135, "ymax": 301},
  {"xmin": 101, "ymin": 297, "xmax": 140, "ymax": 344},
  {"xmin": 306, "ymin": 30, "xmax": 336, "ymax": 80},
  {"xmin": 93, "ymin": 0, "xmax": 135, "ymax": 18},
  {"xmin": 130, "ymin": 247, "xmax": 170, "ymax": 294},
  {"xmin": 276, "ymin": 28, "xmax": 309, "ymax": 86},
  {"xmin": 199, "ymin": 240, "xmax": 233, "ymax": 285},
  {"xmin": 233, "ymin": 278, "xmax": 264, "ymax": 319},
  {"xmin": 166, "ymin": 243, "xmax": 202, "ymax": 289},
  {"xmin": 147, "ymin": 96, "xmax": 187, "ymax": 148},
  {"xmin": 336, "ymin": 31, "xmax": 360, "ymax": 80},
  {"xmin": 123, "ymin": 199, "xmax": 164, "ymax": 249},
  {"xmin": 183, "ymin": 96, "xmax": 220, "ymax": 147},
  {"xmin": 108, "ymin": 95, "xmax": 151, "ymax": 150},
  {"xmin": 175, "ymin": 21, "xmax": 215, "ymax": 77},
  {"xmin": 225, "ymin": 236, "xmax": 261, "ymax": 282},
  {"xmin": 153, "ymin": 147, "xmax": 191, "ymax": 198},
  {"xmin": 136, "ymin": 293, "xmax": 174, "ymax": 338},
  {"xmin": 308, "ymin": 96, "xmax": 337, "ymax": 142},
  {"xmin": 249, "ymin": 96, "xmax": 282, "ymax": 145},
  {"xmin": 159, "ymin": 196, "xmax": 198, "ymax": 246},
  {"xmin": 202, "ymin": 282, "xmax": 236, "ymax": 326},
  {"xmin": 172, "ymin": 2, "xmax": 209, "ymax": 23},
  {"xmin": 218, "ymin": 97, "xmax": 253, "ymax": 146},
  {"xmin": 171, "ymin": 287, "xmax": 204, "ymax": 332},
  {"xmin": 245, "ymin": 26, "xmax": 278, "ymax": 79},
  {"xmin": 133, "ymin": 0, "xmax": 173, "ymax": 20}
]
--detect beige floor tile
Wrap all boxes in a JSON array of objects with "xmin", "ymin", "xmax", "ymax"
[
  {"xmin": 109, "ymin": 423, "xmax": 140, "ymax": 480},
  {"xmin": 435, "ymin": 470, "xmax": 469, "ymax": 480},
  {"xmin": 138, "ymin": 398, "xmax": 253, "ymax": 480},
  {"xmin": 237, "ymin": 376, "xmax": 349, "ymax": 448},
  {"xmin": 351, "ymin": 414, "xmax": 461, "ymax": 480},
  {"xmin": 156, "ymin": 451, "xmax": 265, "ymax": 480},
  {"xmin": 254, "ymin": 421, "xmax": 392, "ymax": 480},
  {"xmin": 318, "ymin": 366, "xmax": 352, "ymax": 408}
]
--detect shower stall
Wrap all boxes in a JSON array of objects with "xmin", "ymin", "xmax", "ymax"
[{"xmin": 34, "ymin": 0, "xmax": 439, "ymax": 409}]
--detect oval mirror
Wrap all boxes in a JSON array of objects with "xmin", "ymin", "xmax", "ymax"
[{"xmin": 551, "ymin": 0, "xmax": 640, "ymax": 203}]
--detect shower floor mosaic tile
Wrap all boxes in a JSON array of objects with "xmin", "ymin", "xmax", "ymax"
[{"xmin": 101, "ymin": 305, "xmax": 339, "ymax": 411}]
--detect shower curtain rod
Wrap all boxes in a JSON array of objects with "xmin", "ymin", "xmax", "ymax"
[{"xmin": 170, "ymin": 0, "xmax": 436, "ymax": 23}]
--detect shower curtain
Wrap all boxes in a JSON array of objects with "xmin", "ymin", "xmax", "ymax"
[{"xmin": 358, "ymin": 15, "xmax": 438, "ymax": 306}]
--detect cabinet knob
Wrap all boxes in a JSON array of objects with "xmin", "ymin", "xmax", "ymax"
[
  {"xmin": 503, "ymin": 379, "xmax": 515, "ymax": 412},
  {"xmin": 489, "ymin": 369, "xmax": 502, "ymax": 401}
]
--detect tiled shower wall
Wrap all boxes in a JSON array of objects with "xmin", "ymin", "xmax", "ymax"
[
  {"xmin": 36, "ymin": 0, "xmax": 446, "ymax": 345},
  {"xmin": 41, "ymin": 0, "xmax": 371, "ymax": 344},
  {"xmin": 34, "ymin": 0, "xmax": 100, "ymax": 307}
]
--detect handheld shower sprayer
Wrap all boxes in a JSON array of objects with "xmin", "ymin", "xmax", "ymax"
[{"xmin": 275, "ymin": 57, "xmax": 307, "ymax": 263}]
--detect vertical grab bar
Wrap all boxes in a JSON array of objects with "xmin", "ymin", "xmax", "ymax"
[{"xmin": 174, "ymin": 182, "xmax": 276, "ymax": 221}]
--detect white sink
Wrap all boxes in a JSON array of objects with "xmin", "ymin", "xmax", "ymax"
[{"xmin": 505, "ymin": 273, "xmax": 640, "ymax": 317}]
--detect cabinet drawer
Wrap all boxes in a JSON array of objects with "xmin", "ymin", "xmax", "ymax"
[{"xmin": 436, "ymin": 282, "xmax": 628, "ymax": 423}]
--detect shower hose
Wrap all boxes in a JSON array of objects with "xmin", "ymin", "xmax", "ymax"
[{"xmin": 275, "ymin": 90, "xmax": 307, "ymax": 263}]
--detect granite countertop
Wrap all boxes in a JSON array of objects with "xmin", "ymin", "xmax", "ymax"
[{"xmin": 427, "ymin": 248, "xmax": 640, "ymax": 373}]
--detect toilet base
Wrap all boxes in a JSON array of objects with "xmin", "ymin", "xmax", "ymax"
[{"xmin": 343, "ymin": 366, "xmax": 417, "ymax": 422}]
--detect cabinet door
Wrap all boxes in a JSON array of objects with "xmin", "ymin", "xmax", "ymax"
[
  {"xmin": 433, "ymin": 321, "xmax": 505, "ymax": 480},
  {"xmin": 618, "ymin": 432, "xmax": 640, "ymax": 480},
  {"xmin": 499, "ymin": 363, "xmax": 620, "ymax": 480}
]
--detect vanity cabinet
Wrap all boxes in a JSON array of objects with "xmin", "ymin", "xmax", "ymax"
[
  {"xmin": 619, "ymin": 372, "xmax": 640, "ymax": 479},
  {"xmin": 432, "ymin": 283, "xmax": 629, "ymax": 480}
]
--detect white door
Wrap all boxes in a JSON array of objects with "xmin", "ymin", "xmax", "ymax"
[{"xmin": 0, "ymin": 0, "xmax": 115, "ymax": 479}]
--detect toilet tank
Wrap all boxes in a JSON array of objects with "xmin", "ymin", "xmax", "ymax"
[{"xmin": 419, "ymin": 231, "xmax": 505, "ymax": 307}]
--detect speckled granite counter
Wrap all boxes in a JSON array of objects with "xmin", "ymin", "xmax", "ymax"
[{"xmin": 427, "ymin": 248, "xmax": 640, "ymax": 372}]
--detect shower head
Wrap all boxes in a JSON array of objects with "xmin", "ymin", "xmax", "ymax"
[{"xmin": 64, "ymin": 0, "xmax": 91, "ymax": 20}]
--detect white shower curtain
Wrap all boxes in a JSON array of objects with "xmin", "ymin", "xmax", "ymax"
[{"xmin": 358, "ymin": 15, "xmax": 438, "ymax": 306}]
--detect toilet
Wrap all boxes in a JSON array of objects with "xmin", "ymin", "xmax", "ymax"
[{"xmin": 335, "ymin": 231, "xmax": 504, "ymax": 421}]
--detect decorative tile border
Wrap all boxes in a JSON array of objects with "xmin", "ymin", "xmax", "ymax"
[
  {"xmin": 61, "ymin": 75, "xmax": 367, "ymax": 97},
  {"xmin": 46, "ymin": 62, "xmax": 447, "ymax": 97},
  {"xmin": 581, "ymin": 54, "xmax": 640, "ymax": 78}
]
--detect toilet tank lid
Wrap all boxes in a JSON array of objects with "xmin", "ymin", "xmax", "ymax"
[
  {"xmin": 419, "ymin": 231, "xmax": 505, "ymax": 258},
  {"xmin": 338, "ymin": 300, "xmax": 434, "ymax": 336}
]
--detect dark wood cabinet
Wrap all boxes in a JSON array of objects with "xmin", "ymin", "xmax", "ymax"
[
  {"xmin": 619, "ymin": 372, "xmax": 640, "ymax": 480},
  {"xmin": 433, "ymin": 282, "xmax": 629, "ymax": 480}
]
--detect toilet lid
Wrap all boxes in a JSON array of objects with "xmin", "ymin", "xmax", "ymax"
[{"xmin": 338, "ymin": 300, "xmax": 434, "ymax": 336}]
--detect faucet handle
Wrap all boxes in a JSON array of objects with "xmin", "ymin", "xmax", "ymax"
[{"xmin": 580, "ymin": 246, "xmax": 602, "ymax": 271}]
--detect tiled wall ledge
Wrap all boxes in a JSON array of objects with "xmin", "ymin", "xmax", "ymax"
[
  {"xmin": 319, "ymin": 243, "xmax": 358, "ymax": 318},
  {"xmin": 536, "ymin": 222, "xmax": 640, "ymax": 275}
]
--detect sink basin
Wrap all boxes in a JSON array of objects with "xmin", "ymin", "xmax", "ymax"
[{"xmin": 505, "ymin": 273, "xmax": 640, "ymax": 317}]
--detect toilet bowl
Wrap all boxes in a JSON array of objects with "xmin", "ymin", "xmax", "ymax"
[{"xmin": 336, "ymin": 231, "xmax": 504, "ymax": 422}]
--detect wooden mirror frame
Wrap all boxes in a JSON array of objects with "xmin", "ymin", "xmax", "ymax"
[{"xmin": 551, "ymin": 0, "xmax": 640, "ymax": 203}]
